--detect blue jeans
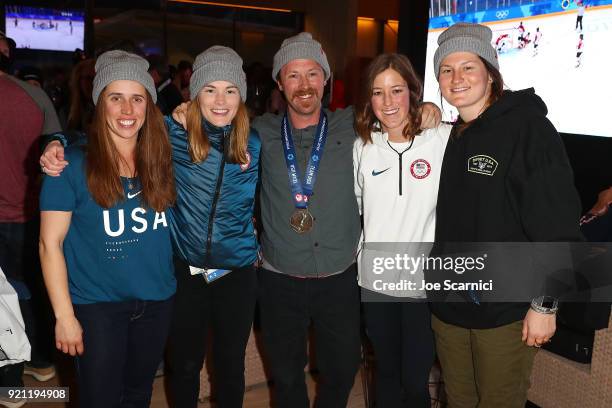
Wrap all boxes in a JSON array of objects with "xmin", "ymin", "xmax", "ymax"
[{"xmin": 73, "ymin": 297, "xmax": 174, "ymax": 408}]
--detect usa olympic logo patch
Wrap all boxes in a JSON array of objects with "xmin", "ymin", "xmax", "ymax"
[{"xmin": 410, "ymin": 159, "xmax": 431, "ymax": 179}]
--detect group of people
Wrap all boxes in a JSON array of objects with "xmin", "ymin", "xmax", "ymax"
[{"xmin": 32, "ymin": 22, "xmax": 584, "ymax": 408}]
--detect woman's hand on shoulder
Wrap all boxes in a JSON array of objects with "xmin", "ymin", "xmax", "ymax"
[
  {"xmin": 419, "ymin": 102, "xmax": 442, "ymax": 130},
  {"xmin": 172, "ymin": 101, "xmax": 192, "ymax": 129},
  {"xmin": 40, "ymin": 141, "xmax": 68, "ymax": 177}
]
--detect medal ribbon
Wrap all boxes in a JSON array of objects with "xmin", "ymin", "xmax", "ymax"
[{"xmin": 281, "ymin": 111, "xmax": 328, "ymax": 209}]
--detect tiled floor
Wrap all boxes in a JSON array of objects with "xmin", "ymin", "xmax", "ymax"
[
  {"xmin": 21, "ymin": 361, "xmax": 367, "ymax": 407},
  {"xmin": 20, "ymin": 349, "xmax": 455, "ymax": 407}
]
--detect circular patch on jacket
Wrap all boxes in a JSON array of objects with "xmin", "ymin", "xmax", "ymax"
[
  {"xmin": 410, "ymin": 159, "xmax": 431, "ymax": 179},
  {"xmin": 240, "ymin": 152, "xmax": 251, "ymax": 172},
  {"xmin": 295, "ymin": 193, "xmax": 309, "ymax": 203}
]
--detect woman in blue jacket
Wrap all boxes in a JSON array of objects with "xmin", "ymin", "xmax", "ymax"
[
  {"xmin": 163, "ymin": 46, "xmax": 260, "ymax": 408},
  {"xmin": 40, "ymin": 46, "xmax": 260, "ymax": 408}
]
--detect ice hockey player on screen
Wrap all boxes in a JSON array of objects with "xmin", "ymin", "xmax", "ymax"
[
  {"xmin": 576, "ymin": 34, "xmax": 584, "ymax": 67},
  {"xmin": 496, "ymin": 33, "xmax": 511, "ymax": 53},
  {"xmin": 520, "ymin": 31, "xmax": 532, "ymax": 49},
  {"xmin": 517, "ymin": 21, "xmax": 526, "ymax": 43},
  {"xmin": 533, "ymin": 27, "xmax": 542, "ymax": 56},
  {"xmin": 576, "ymin": 0, "xmax": 587, "ymax": 32}
]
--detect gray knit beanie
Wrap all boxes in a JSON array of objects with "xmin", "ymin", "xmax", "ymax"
[
  {"xmin": 92, "ymin": 50, "xmax": 157, "ymax": 104},
  {"xmin": 433, "ymin": 22, "xmax": 499, "ymax": 79},
  {"xmin": 189, "ymin": 46, "xmax": 246, "ymax": 102},
  {"xmin": 272, "ymin": 32, "xmax": 330, "ymax": 81}
]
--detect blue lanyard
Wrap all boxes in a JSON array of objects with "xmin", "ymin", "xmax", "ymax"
[{"xmin": 281, "ymin": 111, "xmax": 328, "ymax": 209}]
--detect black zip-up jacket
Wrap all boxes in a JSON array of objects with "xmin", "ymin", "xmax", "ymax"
[{"xmin": 430, "ymin": 88, "xmax": 584, "ymax": 329}]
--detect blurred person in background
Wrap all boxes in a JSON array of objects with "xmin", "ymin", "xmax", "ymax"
[
  {"xmin": 0, "ymin": 31, "xmax": 61, "ymax": 403},
  {"xmin": 17, "ymin": 66, "xmax": 43, "ymax": 88},
  {"xmin": 266, "ymin": 87, "xmax": 286, "ymax": 115},
  {"xmin": 173, "ymin": 60, "xmax": 192, "ymax": 102},
  {"xmin": 147, "ymin": 54, "xmax": 183, "ymax": 115},
  {"xmin": 328, "ymin": 77, "xmax": 347, "ymax": 111},
  {"xmin": 67, "ymin": 58, "xmax": 95, "ymax": 134},
  {"xmin": 245, "ymin": 61, "xmax": 271, "ymax": 117}
]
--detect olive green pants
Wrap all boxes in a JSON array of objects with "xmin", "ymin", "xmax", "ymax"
[{"xmin": 432, "ymin": 315, "xmax": 538, "ymax": 408}]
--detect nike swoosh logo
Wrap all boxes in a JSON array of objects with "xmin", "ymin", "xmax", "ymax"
[
  {"xmin": 127, "ymin": 191, "xmax": 142, "ymax": 199},
  {"xmin": 372, "ymin": 168, "xmax": 391, "ymax": 176}
]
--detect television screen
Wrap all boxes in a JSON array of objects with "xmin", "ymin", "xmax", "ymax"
[
  {"xmin": 423, "ymin": 0, "xmax": 612, "ymax": 137},
  {"xmin": 5, "ymin": 5, "xmax": 84, "ymax": 52}
]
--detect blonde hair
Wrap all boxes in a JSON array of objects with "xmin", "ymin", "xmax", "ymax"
[{"xmin": 185, "ymin": 99, "xmax": 250, "ymax": 164}]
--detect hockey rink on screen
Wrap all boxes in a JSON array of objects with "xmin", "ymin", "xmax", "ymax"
[
  {"xmin": 6, "ymin": 19, "xmax": 85, "ymax": 52},
  {"xmin": 423, "ymin": 6, "xmax": 612, "ymax": 137}
]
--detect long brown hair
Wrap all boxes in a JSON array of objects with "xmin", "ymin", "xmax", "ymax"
[
  {"xmin": 185, "ymin": 97, "xmax": 249, "ymax": 164},
  {"xmin": 355, "ymin": 53, "xmax": 423, "ymax": 144},
  {"xmin": 452, "ymin": 57, "xmax": 504, "ymax": 137},
  {"xmin": 86, "ymin": 88, "xmax": 176, "ymax": 212}
]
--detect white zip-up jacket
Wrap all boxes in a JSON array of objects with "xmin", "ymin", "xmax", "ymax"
[{"xmin": 354, "ymin": 124, "xmax": 451, "ymax": 297}]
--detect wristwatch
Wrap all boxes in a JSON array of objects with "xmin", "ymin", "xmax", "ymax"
[{"xmin": 530, "ymin": 296, "xmax": 559, "ymax": 314}]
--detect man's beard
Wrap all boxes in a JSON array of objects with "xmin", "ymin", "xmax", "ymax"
[{"xmin": 289, "ymin": 87, "xmax": 320, "ymax": 114}]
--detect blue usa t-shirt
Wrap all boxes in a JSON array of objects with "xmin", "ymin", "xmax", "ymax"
[{"xmin": 40, "ymin": 146, "xmax": 176, "ymax": 304}]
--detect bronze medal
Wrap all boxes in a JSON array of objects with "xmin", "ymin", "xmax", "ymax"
[{"xmin": 290, "ymin": 209, "xmax": 314, "ymax": 234}]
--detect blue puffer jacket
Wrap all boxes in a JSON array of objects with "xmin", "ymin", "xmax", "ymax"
[{"xmin": 165, "ymin": 116, "xmax": 260, "ymax": 269}]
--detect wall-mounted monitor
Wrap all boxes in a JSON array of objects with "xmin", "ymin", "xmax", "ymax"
[
  {"xmin": 5, "ymin": 5, "xmax": 84, "ymax": 52},
  {"xmin": 423, "ymin": 0, "xmax": 612, "ymax": 137}
]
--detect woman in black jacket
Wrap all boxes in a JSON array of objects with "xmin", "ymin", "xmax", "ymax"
[{"xmin": 430, "ymin": 23, "xmax": 583, "ymax": 408}]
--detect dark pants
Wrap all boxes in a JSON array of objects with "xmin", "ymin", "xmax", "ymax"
[
  {"xmin": 363, "ymin": 300, "xmax": 435, "ymax": 408},
  {"xmin": 74, "ymin": 297, "xmax": 174, "ymax": 408},
  {"xmin": 576, "ymin": 15, "xmax": 583, "ymax": 30},
  {"xmin": 0, "ymin": 220, "xmax": 54, "ymax": 385},
  {"xmin": 258, "ymin": 265, "xmax": 361, "ymax": 408},
  {"xmin": 166, "ymin": 258, "xmax": 257, "ymax": 408},
  {"xmin": 0, "ymin": 363, "xmax": 24, "ymax": 387}
]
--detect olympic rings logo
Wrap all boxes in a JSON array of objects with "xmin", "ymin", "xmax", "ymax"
[
  {"xmin": 496, "ymin": 10, "xmax": 510, "ymax": 19},
  {"xmin": 561, "ymin": 0, "xmax": 574, "ymax": 10}
]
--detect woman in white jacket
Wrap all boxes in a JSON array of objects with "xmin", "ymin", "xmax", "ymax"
[{"xmin": 354, "ymin": 53, "xmax": 450, "ymax": 407}]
